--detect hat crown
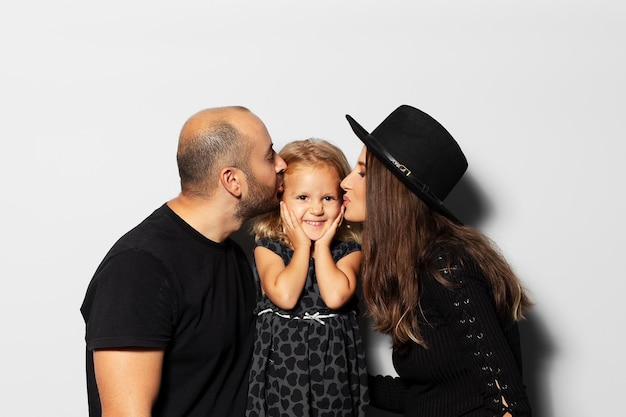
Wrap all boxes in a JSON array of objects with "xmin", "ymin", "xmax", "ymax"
[{"xmin": 370, "ymin": 105, "xmax": 467, "ymax": 200}]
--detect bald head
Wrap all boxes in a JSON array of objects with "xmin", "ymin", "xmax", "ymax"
[{"xmin": 176, "ymin": 106, "xmax": 263, "ymax": 196}]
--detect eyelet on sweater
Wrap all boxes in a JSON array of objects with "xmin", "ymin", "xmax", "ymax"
[
  {"xmin": 468, "ymin": 316, "xmax": 475, "ymax": 323},
  {"xmin": 476, "ymin": 332, "xmax": 484, "ymax": 339},
  {"xmin": 463, "ymin": 298, "xmax": 470, "ymax": 305}
]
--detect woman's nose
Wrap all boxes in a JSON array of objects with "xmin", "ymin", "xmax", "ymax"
[{"xmin": 340, "ymin": 176, "xmax": 350, "ymax": 190}]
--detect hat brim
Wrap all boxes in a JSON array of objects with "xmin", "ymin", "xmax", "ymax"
[{"xmin": 346, "ymin": 114, "xmax": 462, "ymax": 224}]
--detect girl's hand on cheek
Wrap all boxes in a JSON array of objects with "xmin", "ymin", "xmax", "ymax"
[
  {"xmin": 280, "ymin": 202, "xmax": 311, "ymax": 250},
  {"xmin": 316, "ymin": 206, "xmax": 344, "ymax": 248}
]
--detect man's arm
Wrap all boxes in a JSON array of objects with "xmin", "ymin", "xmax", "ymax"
[{"xmin": 93, "ymin": 348, "xmax": 164, "ymax": 417}]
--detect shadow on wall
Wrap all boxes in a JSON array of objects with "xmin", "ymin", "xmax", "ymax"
[
  {"xmin": 232, "ymin": 173, "xmax": 557, "ymax": 416},
  {"xmin": 518, "ymin": 311, "xmax": 556, "ymax": 417},
  {"xmin": 445, "ymin": 173, "xmax": 493, "ymax": 227}
]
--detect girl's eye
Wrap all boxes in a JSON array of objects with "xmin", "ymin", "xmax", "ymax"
[
  {"xmin": 296, "ymin": 195, "xmax": 307, "ymax": 200},
  {"xmin": 358, "ymin": 170, "xmax": 365, "ymax": 178},
  {"xmin": 323, "ymin": 196, "xmax": 337, "ymax": 202}
]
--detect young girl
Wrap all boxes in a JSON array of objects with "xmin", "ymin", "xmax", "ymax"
[{"xmin": 246, "ymin": 139, "xmax": 369, "ymax": 417}]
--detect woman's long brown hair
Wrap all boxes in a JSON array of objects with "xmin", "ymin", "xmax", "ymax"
[{"xmin": 361, "ymin": 152, "xmax": 532, "ymax": 350}]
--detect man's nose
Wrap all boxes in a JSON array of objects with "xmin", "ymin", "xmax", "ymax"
[{"xmin": 275, "ymin": 154, "xmax": 287, "ymax": 173}]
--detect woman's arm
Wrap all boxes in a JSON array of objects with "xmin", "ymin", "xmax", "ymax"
[
  {"xmin": 368, "ymin": 374, "xmax": 408, "ymax": 414},
  {"xmin": 443, "ymin": 263, "xmax": 532, "ymax": 416}
]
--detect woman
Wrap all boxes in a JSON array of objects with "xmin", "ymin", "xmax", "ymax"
[{"xmin": 340, "ymin": 105, "xmax": 532, "ymax": 417}]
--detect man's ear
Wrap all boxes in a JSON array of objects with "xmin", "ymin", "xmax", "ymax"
[{"xmin": 220, "ymin": 167, "xmax": 243, "ymax": 197}]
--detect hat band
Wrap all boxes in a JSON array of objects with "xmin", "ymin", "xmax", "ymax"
[{"xmin": 375, "ymin": 144, "xmax": 431, "ymax": 195}]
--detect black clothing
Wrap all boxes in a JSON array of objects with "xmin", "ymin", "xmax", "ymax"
[
  {"xmin": 370, "ymin": 255, "xmax": 531, "ymax": 417},
  {"xmin": 81, "ymin": 204, "xmax": 256, "ymax": 417},
  {"xmin": 246, "ymin": 238, "xmax": 369, "ymax": 417}
]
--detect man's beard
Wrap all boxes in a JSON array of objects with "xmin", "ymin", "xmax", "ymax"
[{"xmin": 235, "ymin": 175, "xmax": 280, "ymax": 221}]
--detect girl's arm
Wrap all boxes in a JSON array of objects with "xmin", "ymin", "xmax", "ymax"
[
  {"xmin": 313, "ymin": 207, "xmax": 361, "ymax": 309},
  {"xmin": 256, "ymin": 202, "xmax": 311, "ymax": 310}
]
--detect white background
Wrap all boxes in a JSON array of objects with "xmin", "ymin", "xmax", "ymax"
[{"xmin": 1, "ymin": 1, "xmax": 624, "ymax": 416}]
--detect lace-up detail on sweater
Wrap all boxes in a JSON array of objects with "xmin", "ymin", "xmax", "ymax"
[{"xmin": 386, "ymin": 253, "xmax": 532, "ymax": 416}]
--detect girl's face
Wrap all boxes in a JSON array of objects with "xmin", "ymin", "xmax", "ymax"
[
  {"xmin": 282, "ymin": 164, "xmax": 343, "ymax": 242},
  {"xmin": 340, "ymin": 146, "xmax": 367, "ymax": 223}
]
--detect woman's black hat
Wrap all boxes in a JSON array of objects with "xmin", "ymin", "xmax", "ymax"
[{"xmin": 346, "ymin": 104, "xmax": 468, "ymax": 223}]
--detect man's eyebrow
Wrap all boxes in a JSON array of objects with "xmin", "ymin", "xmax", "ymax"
[{"xmin": 265, "ymin": 144, "xmax": 276, "ymax": 156}]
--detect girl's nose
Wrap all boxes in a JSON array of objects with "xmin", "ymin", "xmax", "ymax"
[{"xmin": 310, "ymin": 201, "xmax": 323, "ymax": 215}]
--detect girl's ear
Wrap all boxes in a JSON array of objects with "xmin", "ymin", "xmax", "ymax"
[{"xmin": 220, "ymin": 167, "xmax": 243, "ymax": 197}]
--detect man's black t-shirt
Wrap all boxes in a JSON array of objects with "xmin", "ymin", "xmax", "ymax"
[{"xmin": 81, "ymin": 204, "xmax": 256, "ymax": 417}]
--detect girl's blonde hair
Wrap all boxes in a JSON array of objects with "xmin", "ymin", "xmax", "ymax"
[{"xmin": 252, "ymin": 138, "xmax": 361, "ymax": 244}]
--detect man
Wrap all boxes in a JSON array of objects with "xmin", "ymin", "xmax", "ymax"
[{"xmin": 80, "ymin": 106, "xmax": 287, "ymax": 417}]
